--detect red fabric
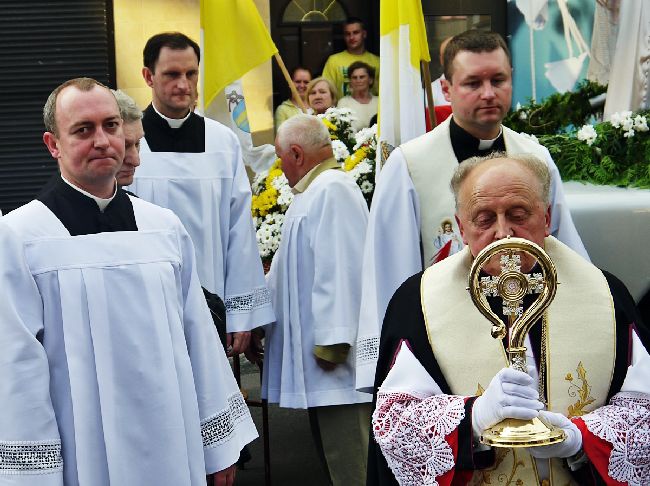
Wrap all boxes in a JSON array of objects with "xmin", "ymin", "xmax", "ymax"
[
  {"xmin": 431, "ymin": 240, "xmax": 452, "ymax": 264},
  {"xmin": 425, "ymin": 106, "xmax": 453, "ymax": 131},
  {"xmin": 573, "ymin": 417, "xmax": 626, "ymax": 486}
]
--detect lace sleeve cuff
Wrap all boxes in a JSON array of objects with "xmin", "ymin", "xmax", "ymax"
[
  {"xmin": 0, "ymin": 440, "xmax": 63, "ymax": 475},
  {"xmin": 581, "ymin": 391, "xmax": 650, "ymax": 486},
  {"xmin": 372, "ymin": 391, "xmax": 465, "ymax": 485}
]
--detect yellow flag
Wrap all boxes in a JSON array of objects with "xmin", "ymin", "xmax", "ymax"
[
  {"xmin": 378, "ymin": 0, "xmax": 431, "ymax": 161},
  {"xmin": 380, "ymin": 0, "xmax": 430, "ymax": 68},
  {"xmin": 201, "ymin": 0, "xmax": 278, "ymax": 107}
]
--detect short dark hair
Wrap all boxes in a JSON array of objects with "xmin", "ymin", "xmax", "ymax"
[
  {"xmin": 344, "ymin": 17, "xmax": 365, "ymax": 30},
  {"xmin": 143, "ymin": 32, "xmax": 200, "ymax": 72},
  {"xmin": 443, "ymin": 30, "xmax": 511, "ymax": 82},
  {"xmin": 43, "ymin": 77, "xmax": 112, "ymax": 135},
  {"xmin": 291, "ymin": 66, "xmax": 313, "ymax": 79},
  {"xmin": 348, "ymin": 61, "xmax": 375, "ymax": 81}
]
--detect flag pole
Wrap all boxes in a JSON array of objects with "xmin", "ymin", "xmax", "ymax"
[
  {"xmin": 421, "ymin": 60, "xmax": 437, "ymax": 128},
  {"xmin": 274, "ymin": 53, "xmax": 307, "ymax": 112}
]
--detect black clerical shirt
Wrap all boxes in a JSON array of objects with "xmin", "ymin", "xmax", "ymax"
[
  {"xmin": 142, "ymin": 104, "xmax": 205, "ymax": 153},
  {"xmin": 449, "ymin": 116, "xmax": 506, "ymax": 163},
  {"xmin": 37, "ymin": 176, "xmax": 137, "ymax": 236}
]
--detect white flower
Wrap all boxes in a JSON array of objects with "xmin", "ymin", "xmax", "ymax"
[
  {"xmin": 634, "ymin": 115, "xmax": 648, "ymax": 132},
  {"xmin": 332, "ymin": 139, "xmax": 351, "ymax": 162},
  {"xmin": 519, "ymin": 111, "xmax": 528, "ymax": 121},
  {"xmin": 355, "ymin": 161, "xmax": 373, "ymax": 175},
  {"xmin": 251, "ymin": 169, "xmax": 269, "ymax": 193},
  {"xmin": 518, "ymin": 132, "xmax": 539, "ymax": 144},
  {"xmin": 360, "ymin": 180, "xmax": 374, "ymax": 194},
  {"xmin": 577, "ymin": 124, "xmax": 597, "ymax": 146},
  {"xmin": 624, "ymin": 129, "xmax": 635, "ymax": 138},
  {"xmin": 354, "ymin": 125, "xmax": 378, "ymax": 150},
  {"xmin": 610, "ymin": 111, "xmax": 633, "ymax": 128},
  {"xmin": 622, "ymin": 117, "xmax": 634, "ymax": 132},
  {"xmin": 271, "ymin": 173, "xmax": 289, "ymax": 190}
]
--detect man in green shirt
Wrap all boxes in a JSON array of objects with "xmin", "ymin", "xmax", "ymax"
[{"xmin": 323, "ymin": 17, "xmax": 379, "ymax": 97}]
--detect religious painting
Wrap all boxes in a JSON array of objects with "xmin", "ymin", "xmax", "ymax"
[{"xmin": 431, "ymin": 218, "xmax": 464, "ymax": 265}]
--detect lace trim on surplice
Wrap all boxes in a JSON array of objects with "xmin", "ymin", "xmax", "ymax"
[
  {"xmin": 225, "ymin": 286, "xmax": 271, "ymax": 314},
  {"xmin": 0, "ymin": 439, "xmax": 63, "ymax": 475},
  {"xmin": 356, "ymin": 336, "xmax": 379, "ymax": 365},
  {"xmin": 582, "ymin": 391, "xmax": 650, "ymax": 486},
  {"xmin": 372, "ymin": 391, "xmax": 465, "ymax": 486},
  {"xmin": 200, "ymin": 392, "xmax": 250, "ymax": 449}
]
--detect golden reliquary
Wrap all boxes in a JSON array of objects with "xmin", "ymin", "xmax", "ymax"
[{"xmin": 467, "ymin": 237, "xmax": 566, "ymax": 448}]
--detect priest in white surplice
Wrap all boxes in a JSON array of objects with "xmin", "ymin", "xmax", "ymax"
[
  {"xmin": 0, "ymin": 78, "xmax": 256, "ymax": 485},
  {"xmin": 125, "ymin": 32, "xmax": 274, "ymax": 356},
  {"xmin": 262, "ymin": 115, "xmax": 372, "ymax": 486},
  {"xmin": 356, "ymin": 30, "xmax": 589, "ymax": 391}
]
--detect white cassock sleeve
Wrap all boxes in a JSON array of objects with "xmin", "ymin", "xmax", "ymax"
[
  {"xmin": 224, "ymin": 138, "xmax": 276, "ymax": 333},
  {"xmin": 175, "ymin": 219, "xmax": 258, "ymax": 473},
  {"xmin": 310, "ymin": 177, "xmax": 368, "ymax": 346},
  {"xmin": 542, "ymin": 146, "xmax": 590, "ymax": 260},
  {"xmin": 356, "ymin": 150, "xmax": 423, "ymax": 392},
  {"xmin": 0, "ymin": 223, "xmax": 63, "ymax": 486}
]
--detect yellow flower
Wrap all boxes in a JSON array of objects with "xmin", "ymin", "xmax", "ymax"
[
  {"xmin": 344, "ymin": 147, "xmax": 369, "ymax": 171},
  {"xmin": 321, "ymin": 118, "xmax": 337, "ymax": 131}
]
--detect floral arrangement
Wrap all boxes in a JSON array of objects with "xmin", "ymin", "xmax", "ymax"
[
  {"xmin": 537, "ymin": 110, "xmax": 650, "ymax": 189},
  {"xmin": 251, "ymin": 107, "xmax": 377, "ymax": 262},
  {"xmin": 504, "ymin": 80, "xmax": 607, "ymax": 135},
  {"xmin": 251, "ymin": 159, "xmax": 293, "ymax": 262}
]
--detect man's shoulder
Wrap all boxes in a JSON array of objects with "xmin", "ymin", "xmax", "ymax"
[
  {"xmin": 129, "ymin": 195, "xmax": 181, "ymax": 229},
  {"xmin": 1, "ymin": 200, "xmax": 55, "ymax": 237}
]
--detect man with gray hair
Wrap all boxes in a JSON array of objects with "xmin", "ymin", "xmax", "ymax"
[
  {"xmin": 367, "ymin": 152, "xmax": 649, "ymax": 485},
  {"xmin": 112, "ymin": 89, "xmax": 143, "ymax": 187},
  {"xmin": 263, "ymin": 114, "xmax": 373, "ymax": 485}
]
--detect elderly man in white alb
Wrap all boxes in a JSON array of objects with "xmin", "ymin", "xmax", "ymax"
[
  {"xmin": 355, "ymin": 29, "xmax": 589, "ymax": 392},
  {"xmin": 263, "ymin": 114, "xmax": 372, "ymax": 486}
]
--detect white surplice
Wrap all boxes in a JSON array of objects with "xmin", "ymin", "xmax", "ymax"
[
  {"xmin": 126, "ymin": 118, "xmax": 274, "ymax": 332},
  {"xmin": 0, "ymin": 197, "xmax": 257, "ymax": 485},
  {"xmin": 355, "ymin": 119, "xmax": 588, "ymax": 392},
  {"xmin": 262, "ymin": 170, "xmax": 372, "ymax": 409}
]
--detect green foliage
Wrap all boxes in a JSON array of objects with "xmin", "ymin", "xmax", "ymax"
[
  {"xmin": 538, "ymin": 111, "xmax": 650, "ymax": 189},
  {"xmin": 504, "ymin": 80, "xmax": 607, "ymax": 135}
]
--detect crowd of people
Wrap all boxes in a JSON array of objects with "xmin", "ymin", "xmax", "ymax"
[
  {"xmin": 275, "ymin": 17, "xmax": 379, "ymax": 134},
  {"xmin": 0, "ymin": 22, "xmax": 648, "ymax": 486}
]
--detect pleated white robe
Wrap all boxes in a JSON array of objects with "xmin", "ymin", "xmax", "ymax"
[
  {"xmin": 0, "ymin": 197, "xmax": 257, "ymax": 485},
  {"xmin": 126, "ymin": 118, "xmax": 274, "ymax": 332},
  {"xmin": 262, "ymin": 170, "xmax": 372, "ymax": 409}
]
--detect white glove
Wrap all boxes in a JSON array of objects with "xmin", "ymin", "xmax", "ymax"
[
  {"xmin": 472, "ymin": 367, "xmax": 544, "ymax": 438},
  {"xmin": 528, "ymin": 410, "xmax": 583, "ymax": 459}
]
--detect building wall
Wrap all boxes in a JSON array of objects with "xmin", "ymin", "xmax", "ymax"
[{"xmin": 113, "ymin": 0, "xmax": 274, "ymax": 144}]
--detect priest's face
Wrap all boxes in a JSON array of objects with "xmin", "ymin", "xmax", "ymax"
[
  {"xmin": 456, "ymin": 158, "xmax": 550, "ymax": 275},
  {"xmin": 442, "ymin": 48, "xmax": 512, "ymax": 140},
  {"xmin": 143, "ymin": 46, "xmax": 199, "ymax": 119},
  {"xmin": 116, "ymin": 119, "xmax": 144, "ymax": 187},
  {"xmin": 43, "ymin": 85, "xmax": 124, "ymax": 198}
]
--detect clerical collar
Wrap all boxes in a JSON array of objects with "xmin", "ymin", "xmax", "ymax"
[
  {"xmin": 478, "ymin": 128, "xmax": 503, "ymax": 150},
  {"xmin": 151, "ymin": 103, "xmax": 192, "ymax": 129},
  {"xmin": 449, "ymin": 116, "xmax": 506, "ymax": 163},
  {"xmin": 292, "ymin": 157, "xmax": 341, "ymax": 194},
  {"xmin": 61, "ymin": 174, "xmax": 117, "ymax": 212}
]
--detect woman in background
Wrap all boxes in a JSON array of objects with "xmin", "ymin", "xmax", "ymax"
[
  {"xmin": 337, "ymin": 62, "xmax": 377, "ymax": 132},
  {"xmin": 275, "ymin": 66, "xmax": 313, "ymax": 129},
  {"xmin": 306, "ymin": 77, "xmax": 338, "ymax": 115}
]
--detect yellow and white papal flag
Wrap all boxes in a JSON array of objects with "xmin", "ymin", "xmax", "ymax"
[
  {"xmin": 200, "ymin": 0, "xmax": 278, "ymax": 172},
  {"xmin": 378, "ymin": 0, "xmax": 430, "ymax": 173}
]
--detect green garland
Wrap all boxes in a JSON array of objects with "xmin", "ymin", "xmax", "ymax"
[
  {"xmin": 539, "ymin": 112, "xmax": 650, "ymax": 189},
  {"xmin": 503, "ymin": 80, "xmax": 650, "ymax": 188},
  {"xmin": 504, "ymin": 80, "xmax": 607, "ymax": 135}
]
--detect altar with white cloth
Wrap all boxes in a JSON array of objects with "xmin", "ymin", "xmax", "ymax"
[{"xmin": 564, "ymin": 181, "xmax": 650, "ymax": 302}]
